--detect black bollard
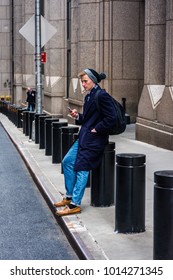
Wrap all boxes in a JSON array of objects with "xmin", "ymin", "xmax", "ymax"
[
  {"xmin": 13, "ymin": 105, "xmax": 20, "ymax": 126},
  {"xmin": 73, "ymin": 133, "xmax": 79, "ymax": 141},
  {"xmin": 15, "ymin": 106, "xmax": 22, "ymax": 126},
  {"xmin": 9, "ymin": 105, "xmax": 13, "ymax": 123},
  {"xmin": 2, "ymin": 100, "xmax": 9, "ymax": 116},
  {"xmin": 51, "ymin": 122, "xmax": 68, "ymax": 163},
  {"xmin": 28, "ymin": 112, "xmax": 35, "ymax": 140},
  {"xmin": 153, "ymin": 170, "xmax": 173, "ymax": 260},
  {"xmin": 122, "ymin": 97, "xmax": 130, "ymax": 124},
  {"xmin": 45, "ymin": 118, "xmax": 60, "ymax": 156},
  {"xmin": 22, "ymin": 110, "xmax": 26, "ymax": 134},
  {"xmin": 0, "ymin": 100, "xmax": 2, "ymax": 113},
  {"xmin": 38, "ymin": 115, "xmax": 51, "ymax": 149},
  {"xmin": 61, "ymin": 126, "xmax": 79, "ymax": 159},
  {"xmin": 17, "ymin": 108, "xmax": 25, "ymax": 128},
  {"xmin": 1, "ymin": 100, "xmax": 4, "ymax": 115},
  {"xmin": 61, "ymin": 126, "xmax": 79, "ymax": 172},
  {"xmin": 17, "ymin": 108, "xmax": 22, "ymax": 128},
  {"xmin": 115, "ymin": 153, "xmax": 146, "ymax": 233},
  {"xmin": 8, "ymin": 104, "xmax": 12, "ymax": 122},
  {"xmin": 35, "ymin": 113, "xmax": 46, "ymax": 144},
  {"xmin": 91, "ymin": 142, "xmax": 115, "ymax": 207},
  {"xmin": 23, "ymin": 111, "xmax": 30, "ymax": 136},
  {"xmin": 12, "ymin": 105, "xmax": 17, "ymax": 124}
]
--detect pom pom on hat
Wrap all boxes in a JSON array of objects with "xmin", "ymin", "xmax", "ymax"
[{"xmin": 98, "ymin": 72, "xmax": 106, "ymax": 82}]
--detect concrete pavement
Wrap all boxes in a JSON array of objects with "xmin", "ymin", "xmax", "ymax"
[{"xmin": 1, "ymin": 112, "xmax": 173, "ymax": 260}]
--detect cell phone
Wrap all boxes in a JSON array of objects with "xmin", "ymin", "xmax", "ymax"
[{"xmin": 67, "ymin": 106, "xmax": 72, "ymax": 112}]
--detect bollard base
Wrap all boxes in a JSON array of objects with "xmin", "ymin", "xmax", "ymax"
[{"xmin": 115, "ymin": 227, "xmax": 145, "ymax": 234}]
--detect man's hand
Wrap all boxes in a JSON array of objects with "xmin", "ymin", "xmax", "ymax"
[{"xmin": 70, "ymin": 109, "xmax": 78, "ymax": 118}]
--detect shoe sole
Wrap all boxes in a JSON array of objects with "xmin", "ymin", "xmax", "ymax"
[
  {"xmin": 54, "ymin": 201, "xmax": 71, "ymax": 207},
  {"xmin": 55, "ymin": 209, "xmax": 81, "ymax": 217}
]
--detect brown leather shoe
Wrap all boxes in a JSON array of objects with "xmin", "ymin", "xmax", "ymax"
[
  {"xmin": 55, "ymin": 205, "xmax": 81, "ymax": 216},
  {"xmin": 54, "ymin": 198, "xmax": 71, "ymax": 207}
]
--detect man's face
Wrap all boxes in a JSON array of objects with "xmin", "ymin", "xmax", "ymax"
[{"xmin": 81, "ymin": 74, "xmax": 95, "ymax": 92}]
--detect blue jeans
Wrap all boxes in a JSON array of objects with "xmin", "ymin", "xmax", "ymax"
[
  {"xmin": 62, "ymin": 139, "xmax": 89, "ymax": 206},
  {"xmin": 27, "ymin": 103, "xmax": 35, "ymax": 111}
]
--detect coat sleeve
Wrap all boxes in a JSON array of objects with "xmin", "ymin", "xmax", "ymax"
[
  {"xmin": 75, "ymin": 94, "xmax": 89, "ymax": 125},
  {"xmin": 75, "ymin": 113, "xmax": 83, "ymax": 125}
]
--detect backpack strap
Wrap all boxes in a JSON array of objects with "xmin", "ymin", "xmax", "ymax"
[
  {"xmin": 84, "ymin": 88, "xmax": 102, "ymax": 120},
  {"xmin": 94, "ymin": 89, "xmax": 102, "ymax": 113}
]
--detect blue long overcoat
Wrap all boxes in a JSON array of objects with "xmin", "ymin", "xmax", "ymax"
[{"xmin": 74, "ymin": 86, "xmax": 117, "ymax": 171}]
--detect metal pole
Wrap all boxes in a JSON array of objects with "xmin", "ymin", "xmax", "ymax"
[{"xmin": 35, "ymin": 0, "xmax": 42, "ymax": 114}]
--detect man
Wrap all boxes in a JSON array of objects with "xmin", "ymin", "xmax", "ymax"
[
  {"xmin": 54, "ymin": 68, "xmax": 117, "ymax": 216},
  {"xmin": 26, "ymin": 87, "xmax": 35, "ymax": 111}
]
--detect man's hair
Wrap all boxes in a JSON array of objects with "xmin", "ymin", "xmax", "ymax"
[{"xmin": 78, "ymin": 71, "xmax": 86, "ymax": 79}]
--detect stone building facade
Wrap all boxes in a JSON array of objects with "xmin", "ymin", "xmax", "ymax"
[
  {"xmin": 0, "ymin": 0, "xmax": 11, "ymax": 99},
  {"xmin": 0, "ymin": 1, "xmax": 172, "ymax": 150},
  {"xmin": 136, "ymin": 0, "xmax": 173, "ymax": 150}
]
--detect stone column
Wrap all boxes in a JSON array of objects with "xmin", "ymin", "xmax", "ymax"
[
  {"xmin": 137, "ymin": 0, "xmax": 166, "ymax": 120},
  {"xmin": 136, "ymin": 0, "xmax": 168, "ymax": 148},
  {"xmin": 68, "ymin": 0, "xmax": 103, "ymax": 119},
  {"xmin": 111, "ymin": 0, "xmax": 145, "ymax": 122},
  {"xmin": 0, "ymin": 2, "xmax": 11, "ymax": 98},
  {"xmin": 68, "ymin": 0, "xmax": 82, "ymax": 102},
  {"xmin": 21, "ymin": 1, "xmax": 35, "ymax": 95},
  {"xmin": 13, "ymin": 0, "xmax": 23, "ymax": 105},
  {"xmin": 44, "ymin": 0, "xmax": 66, "ymax": 115},
  {"xmin": 156, "ymin": 0, "xmax": 173, "ymax": 128}
]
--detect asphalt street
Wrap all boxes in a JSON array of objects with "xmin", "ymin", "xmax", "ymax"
[{"xmin": 0, "ymin": 123, "xmax": 78, "ymax": 260}]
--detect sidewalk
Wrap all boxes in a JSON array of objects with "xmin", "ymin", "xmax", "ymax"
[{"xmin": 1, "ymin": 112, "xmax": 173, "ymax": 260}]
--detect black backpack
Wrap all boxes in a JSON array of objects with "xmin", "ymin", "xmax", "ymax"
[{"xmin": 94, "ymin": 90, "xmax": 126, "ymax": 135}]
